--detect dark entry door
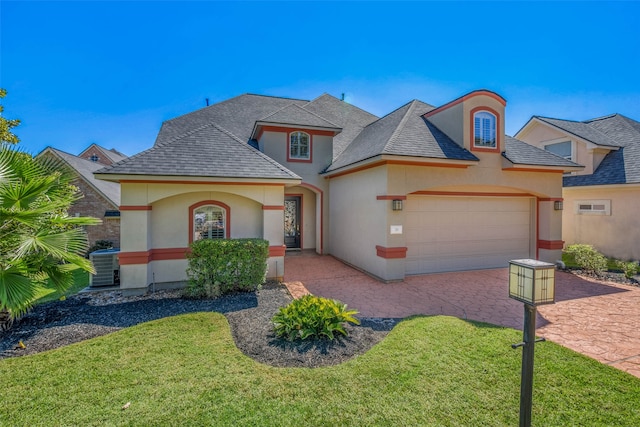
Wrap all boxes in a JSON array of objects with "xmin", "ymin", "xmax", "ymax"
[{"xmin": 284, "ymin": 196, "xmax": 301, "ymax": 249}]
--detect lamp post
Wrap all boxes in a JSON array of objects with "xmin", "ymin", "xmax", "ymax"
[{"xmin": 508, "ymin": 259, "xmax": 556, "ymax": 427}]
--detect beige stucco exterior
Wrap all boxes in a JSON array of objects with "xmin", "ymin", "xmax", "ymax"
[
  {"xmin": 562, "ymin": 184, "xmax": 640, "ymax": 260},
  {"xmin": 517, "ymin": 119, "xmax": 638, "ymax": 261}
]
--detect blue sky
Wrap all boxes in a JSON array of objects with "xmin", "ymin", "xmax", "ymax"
[{"xmin": 1, "ymin": 1, "xmax": 639, "ymax": 156}]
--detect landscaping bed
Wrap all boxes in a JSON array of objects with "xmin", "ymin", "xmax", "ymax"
[{"xmin": 0, "ymin": 283, "xmax": 396, "ymax": 367}]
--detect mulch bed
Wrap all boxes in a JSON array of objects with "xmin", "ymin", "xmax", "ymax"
[{"xmin": 0, "ymin": 283, "xmax": 397, "ymax": 368}]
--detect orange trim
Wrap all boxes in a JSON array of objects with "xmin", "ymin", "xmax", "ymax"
[
  {"xmin": 423, "ymin": 90, "xmax": 507, "ymax": 118},
  {"xmin": 538, "ymin": 198, "xmax": 563, "ymax": 202},
  {"xmin": 376, "ymin": 245, "xmax": 408, "ymax": 259},
  {"xmin": 538, "ymin": 240, "xmax": 564, "ymax": 250},
  {"xmin": 188, "ymin": 200, "xmax": 231, "ymax": 244},
  {"xmin": 269, "ymin": 245, "xmax": 286, "ymax": 257},
  {"xmin": 376, "ymin": 195, "xmax": 407, "ymax": 200},
  {"xmin": 503, "ymin": 167, "xmax": 565, "ymax": 174},
  {"xmin": 118, "ymin": 251, "xmax": 152, "ymax": 265},
  {"xmin": 411, "ymin": 191, "xmax": 534, "ymax": 198},
  {"xmin": 259, "ymin": 125, "xmax": 336, "ymax": 137},
  {"xmin": 120, "ymin": 205, "xmax": 152, "ymax": 211},
  {"xmin": 470, "ymin": 106, "xmax": 501, "ymax": 153},
  {"xmin": 120, "ymin": 180, "xmax": 286, "ymax": 186},
  {"xmin": 287, "ymin": 131, "xmax": 313, "ymax": 163},
  {"xmin": 262, "ymin": 205, "xmax": 285, "ymax": 210},
  {"xmin": 151, "ymin": 247, "xmax": 190, "ymax": 261},
  {"xmin": 326, "ymin": 159, "xmax": 470, "ymax": 179}
]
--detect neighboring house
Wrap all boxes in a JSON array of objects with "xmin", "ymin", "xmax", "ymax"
[
  {"xmin": 95, "ymin": 90, "xmax": 580, "ymax": 294},
  {"xmin": 516, "ymin": 114, "xmax": 640, "ymax": 261},
  {"xmin": 37, "ymin": 145, "xmax": 124, "ymax": 249}
]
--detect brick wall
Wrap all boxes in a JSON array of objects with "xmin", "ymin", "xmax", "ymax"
[
  {"xmin": 69, "ymin": 178, "xmax": 121, "ymax": 249},
  {"xmin": 78, "ymin": 146, "xmax": 114, "ymax": 166}
]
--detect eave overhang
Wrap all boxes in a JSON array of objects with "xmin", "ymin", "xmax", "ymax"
[
  {"xmin": 323, "ymin": 154, "xmax": 478, "ymax": 179},
  {"xmin": 501, "ymin": 156, "xmax": 585, "ymax": 173},
  {"xmin": 94, "ymin": 173, "xmax": 301, "ymax": 186},
  {"xmin": 251, "ymin": 121, "xmax": 342, "ymax": 140}
]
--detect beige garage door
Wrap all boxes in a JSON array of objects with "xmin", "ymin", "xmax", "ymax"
[{"xmin": 405, "ymin": 196, "xmax": 533, "ymax": 274}]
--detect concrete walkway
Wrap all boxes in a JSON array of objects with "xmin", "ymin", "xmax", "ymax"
[{"xmin": 284, "ymin": 252, "xmax": 640, "ymax": 378}]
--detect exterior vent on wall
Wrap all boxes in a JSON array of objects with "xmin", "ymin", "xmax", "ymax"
[{"xmin": 89, "ymin": 249, "xmax": 120, "ymax": 287}]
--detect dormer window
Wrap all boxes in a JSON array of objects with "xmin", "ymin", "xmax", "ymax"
[
  {"xmin": 544, "ymin": 141, "xmax": 572, "ymax": 161},
  {"xmin": 473, "ymin": 111, "xmax": 497, "ymax": 148},
  {"xmin": 289, "ymin": 131, "xmax": 311, "ymax": 161}
]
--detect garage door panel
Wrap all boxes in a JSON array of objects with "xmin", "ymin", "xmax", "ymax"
[{"xmin": 405, "ymin": 196, "xmax": 532, "ymax": 274}]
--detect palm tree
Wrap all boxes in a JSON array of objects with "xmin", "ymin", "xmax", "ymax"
[{"xmin": 0, "ymin": 144, "xmax": 99, "ymax": 330}]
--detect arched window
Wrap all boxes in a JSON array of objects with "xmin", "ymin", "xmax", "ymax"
[
  {"xmin": 193, "ymin": 204, "xmax": 227, "ymax": 241},
  {"xmin": 473, "ymin": 111, "xmax": 496, "ymax": 148},
  {"xmin": 289, "ymin": 131, "xmax": 310, "ymax": 160}
]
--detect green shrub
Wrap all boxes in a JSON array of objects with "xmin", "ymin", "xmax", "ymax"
[
  {"xmin": 615, "ymin": 260, "xmax": 639, "ymax": 279},
  {"xmin": 185, "ymin": 238, "xmax": 268, "ymax": 298},
  {"xmin": 564, "ymin": 244, "xmax": 607, "ymax": 274},
  {"xmin": 272, "ymin": 295, "xmax": 360, "ymax": 341}
]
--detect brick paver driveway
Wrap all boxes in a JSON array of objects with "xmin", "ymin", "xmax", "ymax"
[{"xmin": 284, "ymin": 252, "xmax": 640, "ymax": 378}]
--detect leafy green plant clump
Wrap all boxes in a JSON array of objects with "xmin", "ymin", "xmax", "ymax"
[
  {"xmin": 185, "ymin": 238, "xmax": 268, "ymax": 299},
  {"xmin": 564, "ymin": 244, "xmax": 607, "ymax": 274},
  {"xmin": 272, "ymin": 295, "xmax": 360, "ymax": 341},
  {"xmin": 615, "ymin": 260, "xmax": 639, "ymax": 279}
]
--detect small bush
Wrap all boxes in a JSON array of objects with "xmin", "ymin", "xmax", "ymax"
[
  {"xmin": 564, "ymin": 244, "xmax": 607, "ymax": 274},
  {"xmin": 615, "ymin": 260, "xmax": 639, "ymax": 279},
  {"xmin": 185, "ymin": 238, "xmax": 268, "ymax": 298},
  {"xmin": 87, "ymin": 240, "xmax": 114, "ymax": 257},
  {"xmin": 272, "ymin": 295, "xmax": 360, "ymax": 341}
]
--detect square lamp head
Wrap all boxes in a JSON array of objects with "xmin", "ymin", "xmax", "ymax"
[{"xmin": 509, "ymin": 259, "xmax": 556, "ymax": 306}]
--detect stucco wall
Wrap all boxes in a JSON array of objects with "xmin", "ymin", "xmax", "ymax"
[
  {"xmin": 426, "ymin": 102, "xmax": 464, "ymax": 147},
  {"xmin": 563, "ymin": 185, "xmax": 640, "ymax": 260},
  {"xmin": 329, "ymin": 165, "xmax": 390, "ymax": 279}
]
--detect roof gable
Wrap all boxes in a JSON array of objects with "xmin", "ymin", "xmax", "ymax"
[
  {"xmin": 256, "ymin": 103, "xmax": 341, "ymax": 130},
  {"xmin": 502, "ymin": 136, "xmax": 582, "ymax": 168},
  {"xmin": 39, "ymin": 147, "xmax": 120, "ymax": 207},
  {"xmin": 97, "ymin": 123, "xmax": 301, "ymax": 180},
  {"xmin": 534, "ymin": 117, "xmax": 623, "ymax": 148}
]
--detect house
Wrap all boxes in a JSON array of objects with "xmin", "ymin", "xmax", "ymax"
[
  {"xmin": 37, "ymin": 145, "xmax": 125, "ymax": 249},
  {"xmin": 516, "ymin": 114, "xmax": 640, "ymax": 260},
  {"xmin": 95, "ymin": 90, "xmax": 580, "ymax": 294}
]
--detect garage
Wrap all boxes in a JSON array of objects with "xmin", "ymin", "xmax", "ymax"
[{"xmin": 405, "ymin": 195, "xmax": 534, "ymax": 274}]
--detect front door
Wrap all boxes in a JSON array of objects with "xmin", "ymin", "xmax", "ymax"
[{"xmin": 284, "ymin": 196, "xmax": 301, "ymax": 249}]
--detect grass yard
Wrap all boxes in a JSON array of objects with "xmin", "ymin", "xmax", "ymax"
[
  {"xmin": 34, "ymin": 269, "xmax": 90, "ymax": 306},
  {"xmin": 1, "ymin": 314, "xmax": 639, "ymax": 426}
]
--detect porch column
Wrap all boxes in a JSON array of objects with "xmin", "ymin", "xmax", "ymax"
[
  {"xmin": 537, "ymin": 198, "xmax": 564, "ymax": 262},
  {"xmin": 263, "ymin": 206, "xmax": 285, "ymax": 280},
  {"xmin": 117, "ymin": 206, "xmax": 152, "ymax": 293}
]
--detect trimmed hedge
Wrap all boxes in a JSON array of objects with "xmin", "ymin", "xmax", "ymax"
[{"xmin": 185, "ymin": 238, "xmax": 268, "ymax": 298}]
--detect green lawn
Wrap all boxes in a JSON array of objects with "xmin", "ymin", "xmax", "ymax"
[
  {"xmin": 34, "ymin": 269, "xmax": 90, "ymax": 305},
  {"xmin": 1, "ymin": 314, "xmax": 638, "ymax": 426}
]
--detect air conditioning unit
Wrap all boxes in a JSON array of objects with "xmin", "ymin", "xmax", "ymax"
[{"xmin": 89, "ymin": 249, "xmax": 120, "ymax": 287}]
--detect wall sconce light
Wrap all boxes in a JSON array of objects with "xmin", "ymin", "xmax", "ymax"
[
  {"xmin": 554, "ymin": 201, "xmax": 563, "ymax": 211},
  {"xmin": 392, "ymin": 199, "xmax": 403, "ymax": 211}
]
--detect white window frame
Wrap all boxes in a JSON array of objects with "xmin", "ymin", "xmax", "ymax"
[
  {"xmin": 575, "ymin": 200, "xmax": 611, "ymax": 215},
  {"xmin": 543, "ymin": 139, "xmax": 574, "ymax": 161},
  {"xmin": 473, "ymin": 111, "xmax": 497, "ymax": 148},
  {"xmin": 289, "ymin": 131, "xmax": 311, "ymax": 160}
]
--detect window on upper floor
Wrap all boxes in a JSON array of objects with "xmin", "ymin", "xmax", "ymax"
[
  {"xmin": 193, "ymin": 204, "xmax": 227, "ymax": 241},
  {"xmin": 544, "ymin": 141, "xmax": 572, "ymax": 161},
  {"xmin": 473, "ymin": 111, "xmax": 497, "ymax": 148},
  {"xmin": 90, "ymin": 154, "xmax": 100, "ymax": 162},
  {"xmin": 289, "ymin": 131, "xmax": 311, "ymax": 161}
]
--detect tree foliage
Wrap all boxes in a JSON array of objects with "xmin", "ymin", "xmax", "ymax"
[
  {"xmin": 0, "ymin": 89, "xmax": 20, "ymax": 144},
  {"xmin": 0, "ymin": 90, "xmax": 99, "ymax": 326}
]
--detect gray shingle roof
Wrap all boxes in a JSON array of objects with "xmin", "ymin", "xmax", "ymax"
[
  {"xmin": 42, "ymin": 148, "xmax": 120, "ymax": 206},
  {"xmin": 326, "ymin": 100, "xmax": 478, "ymax": 172},
  {"xmin": 155, "ymin": 94, "xmax": 310, "ymax": 146},
  {"xmin": 534, "ymin": 116, "xmax": 623, "ymax": 148},
  {"xmin": 302, "ymin": 94, "xmax": 379, "ymax": 159},
  {"xmin": 563, "ymin": 114, "xmax": 640, "ymax": 186},
  {"xmin": 97, "ymin": 123, "xmax": 301, "ymax": 180},
  {"xmin": 502, "ymin": 136, "xmax": 582, "ymax": 167},
  {"xmin": 257, "ymin": 103, "xmax": 341, "ymax": 130}
]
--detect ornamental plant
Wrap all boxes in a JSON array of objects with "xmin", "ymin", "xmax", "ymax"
[
  {"xmin": 564, "ymin": 244, "xmax": 607, "ymax": 274},
  {"xmin": 272, "ymin": 295, "xmax": 360, "ymax": 341},
  {"xmin": 185, "ymin": 238, "xmax": 268, "ymax": 299},
  {"xmin": 615, "ymin": 260, "xmax": 639, "ymax": 279}
]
